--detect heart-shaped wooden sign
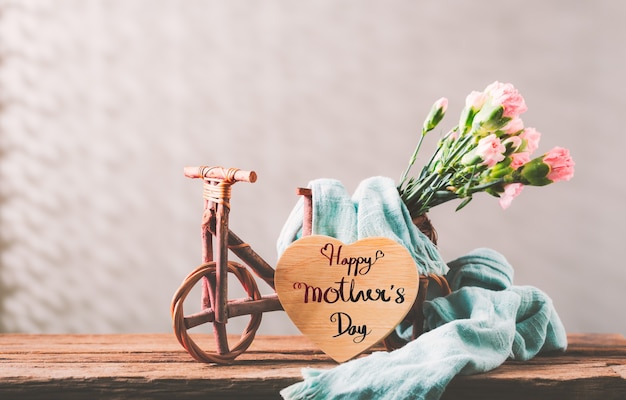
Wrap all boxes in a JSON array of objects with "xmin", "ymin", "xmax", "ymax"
[{"xmin": 275, "ymin": 235, "xmax": 419, "ymax": 363}]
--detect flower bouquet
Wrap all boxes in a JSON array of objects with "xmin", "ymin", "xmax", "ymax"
[
  {"xmin": 380, "ymin": 82, "xmax": 576, "ymax": 348},
  {"xmin": 398, "ymin": 81, "xmax": 575, "ymax": 222}
]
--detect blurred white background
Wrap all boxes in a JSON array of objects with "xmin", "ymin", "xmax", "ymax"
[{"xmin": 0, "ymin": 0, "xmax": 624, "ymax": 336}]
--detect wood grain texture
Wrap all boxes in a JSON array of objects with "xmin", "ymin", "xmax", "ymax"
[
  {"xmin": 275, "ymin": 236, "xmax": 419, "ymax": 362},
  {"xmin": 0, "ymin": 333, "xmax": 625, "ymax": 399}
]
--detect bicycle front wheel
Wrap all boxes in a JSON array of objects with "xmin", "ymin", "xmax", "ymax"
[{"xmin": 171, "ymin": 261, "xmax": 262, "ymax": 363}]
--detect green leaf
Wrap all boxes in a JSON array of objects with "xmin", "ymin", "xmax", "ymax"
[{"xmin": 455, "ymin": 196, "xmax": 473, "ymax": 212}]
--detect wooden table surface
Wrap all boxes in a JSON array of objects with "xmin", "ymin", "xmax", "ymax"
[{"xmin": 0, "ymin": 333, "xmax": 625, "ymax": 399}]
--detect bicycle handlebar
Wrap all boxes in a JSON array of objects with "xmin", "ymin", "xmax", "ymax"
[{"xmin": 184, "ymin": 166, "xmax": 257, "ymax": 183}]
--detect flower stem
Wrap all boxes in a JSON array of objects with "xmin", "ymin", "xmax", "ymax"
[{"xmin": 399, "ymin": 128, "xmax": 427, "ymax": 188}]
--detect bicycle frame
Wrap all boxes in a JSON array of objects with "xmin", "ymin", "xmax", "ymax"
[{"xmin": 171, "ymin": 166, "xmax": 311, "ymax": 363}]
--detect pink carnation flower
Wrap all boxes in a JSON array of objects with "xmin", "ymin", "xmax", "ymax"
[
  {"xmin": 499, "ymin": 183, "xmax": 524, "ymax": 209},
  {"xmin": 503, "ymin": 117, "xmax": 524, "ymax": 134},
  {"xmin": 484, "ymin": 81, "xmax": 528, "ymax": 118},
  {"xmin": 435, "ymin": 97, "xmax": 449, "ymax": 112},
  {"xmin": 510, "ymin": 151, "xmax": 530, "ymax": 170},
  {"xmin": 465, "ymin": 90, "xmax": 488, "ymax": 110},
  {"xmin": 520, "ymin": 127, "xmax": 541, "ymax": 154},
  {"xmin": 476, "ymin": 134, "xmax": 506, "ymax": 167},
  {"xmin": 544, "ymin": 147, "xmax": 575, "ymax": 182}
]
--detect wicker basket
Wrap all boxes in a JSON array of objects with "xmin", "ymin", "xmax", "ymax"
[{"xmin": 383, "ymin": 214, "xmax": 450, "ymax": 350}]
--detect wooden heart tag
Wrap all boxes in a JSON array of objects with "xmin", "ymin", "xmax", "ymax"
[{"xmin": 275, "ymin": 235, "xmax": 419, "ymax": 363}]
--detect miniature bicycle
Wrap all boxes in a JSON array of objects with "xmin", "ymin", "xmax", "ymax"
[{"xmin": 170, "ymin": 166, "xmax": 448, "ymax": 364}]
